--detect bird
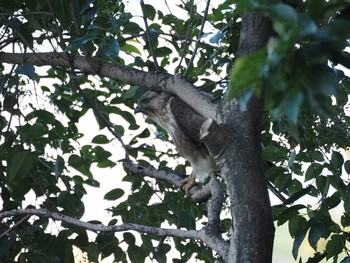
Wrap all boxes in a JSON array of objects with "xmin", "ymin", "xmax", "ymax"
[
  {"xmin": 134, "ymin": 90, "xmax": 216, "ymax": 193},
  {"xmin": 134, "ymin": 91, "xmax": 288, "ymax": 202}
]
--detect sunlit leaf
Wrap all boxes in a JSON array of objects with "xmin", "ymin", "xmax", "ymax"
[{"xmin": 228, "ymin": 49, "xmax": 266, "ymax": 100}]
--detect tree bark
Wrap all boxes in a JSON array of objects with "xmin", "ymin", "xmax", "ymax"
[
  {"xmin": 205, "ymin": 13, "xmax": 275, "ymax": 262},
  {"xmin": 0, "ymin": 52, "xmax": 217, "ymax": 120}
]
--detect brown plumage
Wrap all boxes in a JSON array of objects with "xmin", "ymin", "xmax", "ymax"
[{"xmin": 135, "ymin": 91, "xmax": 215, "ymax": 185}]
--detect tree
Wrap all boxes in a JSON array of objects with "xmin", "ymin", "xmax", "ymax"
[{"xmin": 0, "ymin": 0, "xmax": 349, "ymax": 262}]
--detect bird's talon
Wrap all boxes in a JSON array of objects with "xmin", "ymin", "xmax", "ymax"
[{"xmin": 181, "ymin": 175, "xmax": 197, "ymax": 195}]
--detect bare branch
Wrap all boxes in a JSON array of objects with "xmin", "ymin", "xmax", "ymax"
[
  {"xmin": 0, "ymin": 208, "xmax": 229, "ymax": 259},
  {"xmin": 140, "ymin": 0, "xmax": 160, "ymax": 71},
  {"xmin": 206, "ymin": 173, "xmax": 224, "ymax": 235},
  {"xmin": 122, "ymin": 161, "xmax": 212, "ymax": 203},
  {"xmin": 184, "ymin": 0, "xmax": 211, "ymax": 77},
  {"xmin": 160, "ymin": 74, "xmax": 218, "ymax": 120},
  {"xmin": 0, "ymin": 52, "xmax": 218, "ymax": 120}
]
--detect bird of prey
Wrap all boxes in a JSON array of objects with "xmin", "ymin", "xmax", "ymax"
[
  {"xmin": 134, "ymin": 91, "xmax": 288, "ymax": 202},
  {"xmin": 134, "ymin": 91, "xmax": 216, "ymax": 193}
]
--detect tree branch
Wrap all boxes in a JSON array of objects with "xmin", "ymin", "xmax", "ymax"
[
  {"xmin": 0, "ymin": 208, "xmax": 228, "ymax": 259},
  {"xmin": 206, "ymin": 173, "xmax": 224, "ymax": 235},
  {"xmin": 140, "ymin": 0, "xmax": 160, "ymax": 71},
  {"xmin": 0, "ymin": 52, "xmax": 218, "ymax": 120},
  {"xmin": 184, "ymin": 0, "xmax": 211, "ymax": 77},
  {"xmin": 122, "ymin": 161, "xmax": 211, "ymax": 203}
]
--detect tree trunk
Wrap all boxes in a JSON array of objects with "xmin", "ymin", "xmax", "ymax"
[{"xmin": 205, "ymin": 13, "xmax": 275, "ymax": 262}]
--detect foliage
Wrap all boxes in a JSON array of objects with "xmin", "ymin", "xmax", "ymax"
[{"xmin": 0, "ymin": 0, "xmax": 349, "ymax": 262}]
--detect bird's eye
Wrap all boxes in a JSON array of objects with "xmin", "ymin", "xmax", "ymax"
[{"xmin": 143, "ymin": 98, "xmax": 150, "ymax": 104}]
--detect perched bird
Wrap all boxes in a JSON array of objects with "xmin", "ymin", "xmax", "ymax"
[
  {"xmin": 134, "ymin": 91, "xmax": 216, "ymax": 192},
  {"xmin": 135, "ymin": 91, "xmax": 288, "ymax": 202}
]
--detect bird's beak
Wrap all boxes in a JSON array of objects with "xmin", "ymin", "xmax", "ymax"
[{"xmin": 134, "ymin": 106, "xmax": 141, "ymax": 114}]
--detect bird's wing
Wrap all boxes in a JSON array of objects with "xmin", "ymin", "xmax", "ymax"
[{"xmin": 169, "ymin": 96, "xmax": 207, "ymax": 144}]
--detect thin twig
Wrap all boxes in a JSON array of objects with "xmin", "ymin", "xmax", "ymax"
[
  {"xmin": 0, "ymin": 215, "xmax": 31, "ymax": 238},
  {"xmin": 72, "ymin": 82, "xmax": 130, "ymax": 160},
  {"xmin": 140, "ymin": 0, "xmax": 160, "ymax": 71},
  {"xmin": 184, "ymin": 0, "xmax": 211, "ymax": 77}
]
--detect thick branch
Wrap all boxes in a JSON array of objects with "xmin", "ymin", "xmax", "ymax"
[
  {"xmin": 0, "ymin": 52, "xmax": 217, "ymax": 120},
  {"xmin": 0, "ymin": 208, "xmax": 228, "ymax": 259},
  {"xmin": 206, "ymin": 173, "xmax": 225, "ymax": 235},
  {"xmin": 122, "ymin": 161, "xmax": 211, "ymax": 203}
]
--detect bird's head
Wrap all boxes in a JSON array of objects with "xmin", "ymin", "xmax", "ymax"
[{"xmin": 134, "ymin": 91, "xmax": 171, "ymax": 118}]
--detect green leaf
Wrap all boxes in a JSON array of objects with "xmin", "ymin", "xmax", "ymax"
[
  {"xmin": 345, "ymin": 160, "xmax": 350, "ymax": 174},
  {"xmin": 123, "ymin": 232, "xmax": 136, "ymax": 246},
  {"xmin": 266, "ymin": 3, "xmax": 298, "ymax": 26},
  {"xmin": 262, "ymin": 145, "xmax": 287, "ymax": 162},
  {"xmin": 228, "ymin": 49, "xmax": 266, "ymax": 100},
  {"xmin": 28, "ymin": 109, "xmax": 56, "ymax": 124},
  {"xmin": 283, "ymin": 186, "xmax": 312, "ymax": 205},
  {"xmin": 284, "ymin": 91, "xmax": 303, "ymax": 123},
  {"xmin": 292, "ymin": 226, "xmax": 308, "ymax": 259},
  {"xmin": 310, "ymin": 151, "xmax": 324, "ymax": 162},
  {"xmin": 92, "ymin": 135, "xmax": 110, "ymax": 144},
  {"xmin": 154, "ymin": 47, "xmax": 172, "ymax": 57},
  {"xmin": 9, "ymin": 151, "xmax": 36, "ymax": 183},
  {"xmin": 29, "ymin": 122, "xmax": 45, "ymax": 138},
  {"xmin": 299, "ymin": 15, "xmax": 318, "ymax": 38},
  {"xmin": 97, "ymin": 37, "xmax": 120, "ymax": 59},
  {"xmin": 305, "ymin": 163, "xmax": 323, "ymax": 182},
  {"xmin": 122, "ymin": 43, "xmax": 142, "ymax": 55},
  {"xmin": 144, "ymin": 4, "xmax": 156, "ymax": 20},
  {"xmin": 65, "ymin": 35, "xmax": 98, "ymax": 52},
  {"xmin": 289, "ymin": 215, "xmax": 307, "ymax": 238},
  {"xmin": 277, "ymin": 204, "xmax": 306, "ymax": 225},
  {"xmin": 305, "ymin": 65, "xmax": 339, "ymax": 96},
  {"xmin": 128, "ymin": 245, "xmax": 146, "ymax": 263},
  {"xmin": 104, "ymin": 188, "xmax": 125, "ymax": 200},
  {"xmin": 308, "ymin": 223, "xmax": 325, "ymax": 251},
  {"xmin": 288, "ymin": 149, "xmax": 296, "ymax": 168},
  {"xmin": 123, "ymin": 21, "xmax": 142, "ymax": 34},
  {"xmin": 326, "ymin": 234, "xmax": 345, "ymax": 256},
  {"xmin": 68, "ymin": 154, "xmax": 93, "ymax": 178},
  {"xmin": 331, "ymin": 151, "xmax": 344, "ymax": 173},
  {"xmin": 15, "ymin": 64, "xmax": 35, "ymax": 80}
]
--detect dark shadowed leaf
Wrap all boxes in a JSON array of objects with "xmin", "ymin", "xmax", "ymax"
[
  {"xmin": 9, "ymin": 151, "xmax": 36, "ymax": 183},
  {"xmin": 292, "ymin": 226, "xmax": 308, "ymax": 259},
  {"xmin": 97, "ymin": 37, "xmax": 120, "ymax": 59},
  {"xmin": 65, "ymin": 35, "xmax": 98, "ymax": 51},
  {"xmin": 266, "ymin": 3, "xmax": 298, "ymax": 25},
  {"xmin": 308, "ymin": 223, "xmax": 325, "ymax": 251},
  {"xmin": 15, "ymin": 64, "xmax": 35, "ymax": 80},
  {"xmin": 92, "ymin": 134, "xmax": 110, "ymax": 144},
  {"xmin": 104, "ymin": 188, "xmax": 125, "ymax": 200}
]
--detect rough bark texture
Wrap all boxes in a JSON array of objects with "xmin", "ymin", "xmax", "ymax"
[
  {"xmin": 228, "ymin": 14, "xmax": 274, "ymax": 263},
  {"xmin": 205, "ymin": 14, "xmax": 275, "ymax": 262}
]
